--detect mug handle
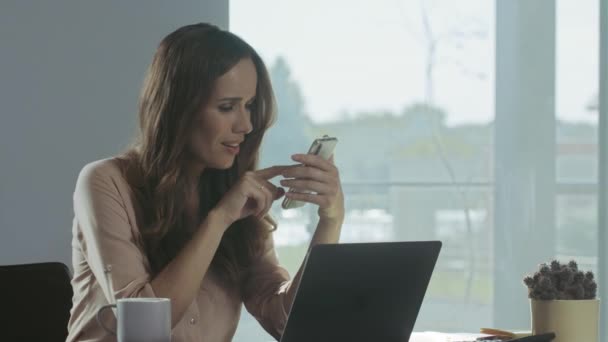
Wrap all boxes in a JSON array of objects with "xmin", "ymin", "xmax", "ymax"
[{"xmin": 96, "ymin": 304, "xmax": 117, "ymax": 336}]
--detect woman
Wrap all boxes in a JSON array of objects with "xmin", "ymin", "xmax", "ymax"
[{"xmin": 66, "ymin": 23, "xmax": 344, "ymax": 341}]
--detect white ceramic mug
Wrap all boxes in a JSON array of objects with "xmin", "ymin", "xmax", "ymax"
[{"xmin": 96, "ymin": 298, "xmax": 171, "ymax": 342}]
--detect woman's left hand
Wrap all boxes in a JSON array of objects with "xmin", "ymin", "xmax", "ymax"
[{"xmin": 280, "ymin": 154, "xmax": 344, "ymax": 222}]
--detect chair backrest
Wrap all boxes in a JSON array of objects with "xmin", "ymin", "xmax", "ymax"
[{"xmin": 0, "ymin": 262, "xmax": 73, "ymax": 342}]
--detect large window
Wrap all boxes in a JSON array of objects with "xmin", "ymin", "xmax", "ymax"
[{"xmin": 230, "ymin": 0, "xmax": 603, "ymax": 340}]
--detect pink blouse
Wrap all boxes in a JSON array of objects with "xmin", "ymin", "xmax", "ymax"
[{"xmin": 66, "ymin": 158, "xmax": 291, "ymax": 341}]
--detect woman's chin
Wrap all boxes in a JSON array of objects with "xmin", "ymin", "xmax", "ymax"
[{"xmin": 211, "ymin": 158, "xmax": 236, "ymax": 170}]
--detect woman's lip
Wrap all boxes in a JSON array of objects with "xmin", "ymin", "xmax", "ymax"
[
  {"xmin": 222, "ymin": 143, "xmax": 240, "ymax": 148},
  {"xmin": 222, "ymin": 143, "xmax": 240, "ymax": 154}
]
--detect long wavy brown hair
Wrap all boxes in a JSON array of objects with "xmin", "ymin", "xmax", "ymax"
[{"xmin": 118, "ymin": 23, "xmax": 277, "ymax": 284}]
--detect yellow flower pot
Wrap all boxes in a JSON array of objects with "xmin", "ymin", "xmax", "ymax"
[{"xmin": 530, "ymin": 299, "xmax": 600, "ymax": 342}]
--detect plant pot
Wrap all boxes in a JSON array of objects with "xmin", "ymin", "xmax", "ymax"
[{"xmin": 530, "ymin": 299, "xmax": 600, "ymax": 342}]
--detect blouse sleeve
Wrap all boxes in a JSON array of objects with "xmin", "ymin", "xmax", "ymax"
[
  {"xmin": 73, "ymin": 161, "xmax": 157, "ymax": 302},
  {"xmin": 241, "ymin": 233, "xmax": 292, "ymax": 341}
]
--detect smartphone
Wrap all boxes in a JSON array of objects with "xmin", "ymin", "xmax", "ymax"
[{"xmin": 281, "ymin": 135, "xmax": 338, "ymax": 210}]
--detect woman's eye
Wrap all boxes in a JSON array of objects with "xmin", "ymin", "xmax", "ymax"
[
  {"xmin": 245, "ymin": 102, "xmax": 254, "ymax": 111},
  {"xmin": 218, "ymin": 104, "xmax": 234, "ymax": 112}
]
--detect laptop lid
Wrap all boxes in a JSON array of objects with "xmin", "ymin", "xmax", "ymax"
[{"xmin": 279, "ymin": 241, "xmax": 442, "ymax": 342}]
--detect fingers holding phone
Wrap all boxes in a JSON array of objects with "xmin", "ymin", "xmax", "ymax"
[
  {"xmin": 280, "ymin": 136, "xmax": 344, "ymax": 221},
  {"xmin": 281, "ymin": 154, "xmax": 343, "ymax": 218},
  {"xmin": 281, "ymin": 136, "xmax": 338, "ymax": 210},
  {"xmin": 280, "ymin": 154, "xmax": 337, "ymax": 194}
]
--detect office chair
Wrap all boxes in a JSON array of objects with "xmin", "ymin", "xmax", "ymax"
[{"xmin": 0, "ymin": 262, "xmax": 73, "ymax": 341}]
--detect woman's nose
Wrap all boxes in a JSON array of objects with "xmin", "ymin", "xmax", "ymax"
[{"xmin": 235, "ymin": 107, "xmax": 253, "ymax": 134}]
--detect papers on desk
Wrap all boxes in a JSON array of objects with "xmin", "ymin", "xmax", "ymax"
[{"xmin": 410, "ymin": 332, "xmax": 487, "ymax": 342}]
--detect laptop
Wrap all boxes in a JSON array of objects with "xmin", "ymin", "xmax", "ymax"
[{"xmin": 279, "ymin": 241, "xmax": 442, "ymax": 342}]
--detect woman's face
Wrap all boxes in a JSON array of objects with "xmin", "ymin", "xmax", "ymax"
[{"xmin": 189, "ymin": 58, "xmax": 257, "ymax": 170}]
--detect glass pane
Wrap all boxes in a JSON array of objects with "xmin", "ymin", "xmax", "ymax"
[
  {"xmin": 555, "ymin": 194, "xmax": 598, "ymax": 273},
  {"xmin": 556, "ymin": 0, "xmax": 599, "ymax": 182},
  {"xmin": 554, "ymin": 0, "xmax": 599, "ymax": 302},
  {"xmin": 231, "ymin": 1, "xmax": 495, "ymax": 339}
]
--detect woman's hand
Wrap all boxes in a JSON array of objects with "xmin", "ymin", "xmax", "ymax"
[
  {"xmin": 213, "ymin": 166, "xmax": 286, "ymax": 228},
  {"xmin": 280, "ymin": 154, "xmax": 344, "ymax": 222}
]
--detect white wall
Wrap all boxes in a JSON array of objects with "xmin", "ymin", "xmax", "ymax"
[{"xmin": 0, "ymin": 1, "xmax": 228, "ymax": 266}]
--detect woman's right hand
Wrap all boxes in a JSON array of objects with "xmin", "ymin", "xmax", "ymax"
[{"xmin": 212, "ymin": 166, "xmax": 287, "ymax": 228}]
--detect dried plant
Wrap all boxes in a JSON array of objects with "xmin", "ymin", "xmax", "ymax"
[{"xmin": 523, "ymin": 260, "xmax": 597, "ymax": 300}]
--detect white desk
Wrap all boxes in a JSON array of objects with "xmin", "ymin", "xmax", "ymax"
[
  {"xmin": 268, "ymin": 332, "xmax": 486, "ymax": 342},
  {"xmin": 410, "ymin": 332, "xmax": 486, "ymax": 341}
]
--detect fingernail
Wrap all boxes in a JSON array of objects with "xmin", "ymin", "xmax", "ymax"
[{"xmin": 291, "ymin": 154, "xmax": 300, "ymax": 161}]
